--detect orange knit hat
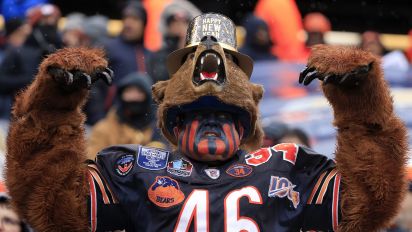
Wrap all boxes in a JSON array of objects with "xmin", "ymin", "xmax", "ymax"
[{"xmin": 303, "ymin": 12, "xmax": 331, "ymax": 33}]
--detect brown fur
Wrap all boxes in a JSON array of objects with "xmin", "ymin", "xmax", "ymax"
[
  {"xmin": 153, "ymin": 43, "xmax": 264, "ymax": 151},
  {"xmin": 6, "ymin": 47, "xmax": 108, "ymax": 231},
  {"xmin": 308, "ymin": 45, "xmax": 408, "ymax": 231}
]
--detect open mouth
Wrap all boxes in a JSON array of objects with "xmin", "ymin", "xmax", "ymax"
[
  {"xmin": 193, "ymin": 51, "xmax": 225, "ymax": 85},
  {"xmin": 202, "ymin": 131, "xmax": 221, "ymax": 137}
]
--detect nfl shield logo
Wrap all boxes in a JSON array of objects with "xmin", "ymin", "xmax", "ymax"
[{"xmin": 204, "ymin": 168, "xmax": 220, "ymax": 179}]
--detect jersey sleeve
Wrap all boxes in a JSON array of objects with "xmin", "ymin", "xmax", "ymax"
[
  {"xmin": 302, "ymin": 165, "xmax": 341, "ymax": 231},
  {"xmin": 266, "ymin": 143, "xmax": 341, "ymax": 231},
  {"xmin": 87, "ymin": 161, "xmax": 128, "ymax": 231}
]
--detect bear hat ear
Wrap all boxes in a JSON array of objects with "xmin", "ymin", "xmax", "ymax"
[
  {"xmin": 152, "ymin": 80, "xmax": 170, "ymax": 104},
  {"xmin": 251, "ymin": 84, "xmax": 264, "ymax": 104}
]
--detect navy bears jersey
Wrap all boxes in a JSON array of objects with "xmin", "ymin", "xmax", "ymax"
[{"xmin": 87, "ymin": 143, "xmax": 341, "ymax": 232}]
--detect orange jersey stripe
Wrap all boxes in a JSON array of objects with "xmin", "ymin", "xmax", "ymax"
[
  {"xmin": 332, "ymin": 173, "xmax": 341, "ymax": 231},
  {"xmin": 307, "ymin": 171, "xmax": 327, "ymax": 204},
  {"xmin": 89, "ymin": 169, "xmax": 111, "ymax": 204},
  {"xmin": 87, "ymin": 163, "xmax": 119, "ymax": 204},
  {"xmin": 316, "ymin": 169, "xmax": 338, "ymax": 204},
  {"xmin": 88, "ymin": 172, "xmax": 97, "ymax": 232}
]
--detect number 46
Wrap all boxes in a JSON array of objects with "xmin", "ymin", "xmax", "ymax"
[{"xmin": 174, "ymin": 186, "xmax": 262, "ymax": 232}]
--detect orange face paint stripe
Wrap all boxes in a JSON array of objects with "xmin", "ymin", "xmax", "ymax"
[
  {"xmin": 215, "ymin": 140, "xmax": 226, "ymax": 156},
  {"xmin": 223, "ymin": 124, "xmax": 234, "ymax": 156},
  {"xmin": 197, "ymin": 139, "xmax": 210, "ymax": 155},
  {"xmin": 231, "ymin": 123, "xmax": 240, "ymax": 153},
  {"xmin": 181, "ymin": 124, "xmax": 189, "ymax": 154},
  {"xmin": 188, "ymin": 120, "xmax": 199, "ymax": 155}
]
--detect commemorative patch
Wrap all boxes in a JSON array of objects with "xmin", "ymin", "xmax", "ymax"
[
  {"xmin": 115, "ymin": 154, "xmax": 135, "ymax": 176},
  {"xmin": 148, "ymin": 176, "xmax": 185, "ymax": 208},
  {"xmin": 268, "ymin": 176, "xmax": 300, "ymax": 209},
  {"xmin": 137, "ymin": 147, "xmax": 169, "ymax": 170},
  {"xmin": 226, "ymin": 164, "xmax": 252, "ymax": 178},
  {"xmin": 204, "ymin": 168, "xmax": 220, "ymax": 179},
  {"xmin": 167, "ymin": 159, "xmax": 193, "ymax": 177}
]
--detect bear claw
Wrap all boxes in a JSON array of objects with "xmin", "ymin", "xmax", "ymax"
[{"xmin": 47, "ymin": 66, "xmax": 114, "ymax": 91}]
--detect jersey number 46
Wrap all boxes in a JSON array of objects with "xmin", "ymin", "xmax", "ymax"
[{"xmin": 174, "ymin": 186, "xmax": 262, "ymax": 232}]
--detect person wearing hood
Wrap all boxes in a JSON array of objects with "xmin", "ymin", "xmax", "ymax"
[
  {"xmin": 103, "ymin": 1, "xmax": 149, "ymax": 85},
  {"xmin": 87, "ymin": 72, "xmax": 167, "ymax": 159},
  {"xmin": 102, "ymin": 1, "xmax": 151, "ymax": 110},
  {"xmin": 147, "ymin": 0, "xmax": 200, "ymax": 83},
  {"xmin": 239, "ymin": 14, "xmax": 277, "ymax": 61},
  {"xmin": 0, "ymin": 4, "xmax": 62, "ymax": 119}
]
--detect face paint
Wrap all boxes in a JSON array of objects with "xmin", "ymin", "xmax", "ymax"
[{"xmin": 177, "ymin": 111, "xmax": 241, "ymax": 162}]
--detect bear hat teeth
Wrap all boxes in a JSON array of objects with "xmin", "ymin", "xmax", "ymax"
[{"xmin": 200, "ymin": 53, "xmax": 220, "ymax": 81}]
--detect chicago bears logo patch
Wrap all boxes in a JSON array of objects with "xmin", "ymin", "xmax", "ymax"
[
  {"xmin": 167, "ymin": 159, "xmax": 193, "ymax": 177},
  {"xmin": 115, "ymin": 154, "xmax": 135, "ymax": 176},
  {"xmin": 226, "ymin": 164, "xmax": 252, "ymax": 178},
  {"xmin": 137, "ymin": 147, "xmax": 169, "ymax": 170},
  {"xmin": 148, "ymin": 176, "xmax": 185, "ymax": 208},
  {"xmin": 268, "ymin": 176, "xmax": 300, "ymax": 209}
]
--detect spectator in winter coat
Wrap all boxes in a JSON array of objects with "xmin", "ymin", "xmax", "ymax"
[
  {"xmin": 87, "ymin": 72, "xmax": 167, "ymax": 159},
  {"xmin": 239, "ymin": 14, "xmax": 277, "ymax": 61},
  {"xmin": 0, "ymin": 4, "xmax": 62, "ymax": 118},
  {"xmin": 104, "ymin": 1, "xmax": 150, "ymax": 84},
  {"xmin": 102, "ymin": 1, "xmax": 151, "ymax": 111},
  {"xmin": 147, "ymin": 0, "xmax": 200, "ymax": 83},
  {"xmin": 0, "ymin": 4, "xmax": 62, "ymax": 119}
]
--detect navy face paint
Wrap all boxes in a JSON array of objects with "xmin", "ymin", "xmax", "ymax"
[{"xmin": 176, "ymin": 111, "xmax": 241, "ymax": 162}]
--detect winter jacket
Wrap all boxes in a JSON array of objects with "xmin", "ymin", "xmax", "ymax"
[
  {"xmin": 87, "ymin": 109, "xmax": 166, "ymax": 159},
  {"xmin": 239, "ymin": 14, "xmax": 277, "ymax": 61},
  {"xmin": 104, "ymin": 37, "xmax": 151, "ymax": 83},
  {"xmin": 87, "ymin": 72, "xmax": 167, "ymax": 159},
  {"xmin": 0, "ymin": 26, "xmax": 62, "ymax": 119}
]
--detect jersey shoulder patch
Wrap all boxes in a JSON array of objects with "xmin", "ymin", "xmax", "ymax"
[
  {"xmin": 96, "ymin": 144, "xmax": 140, "ymax": 178},
  {"xmin": 137, "ymin": 146, "xmax": 170, "ymax": 170}
]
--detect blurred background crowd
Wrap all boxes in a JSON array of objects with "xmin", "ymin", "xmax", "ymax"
[{"xmin": 0, "ymin": 0, "xmax": 411, "ymax": 231}]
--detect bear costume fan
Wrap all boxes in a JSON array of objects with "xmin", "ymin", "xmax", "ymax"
[{"xmin": 6, "ymin": 13, "xmax": 408, "ymax": 232}]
